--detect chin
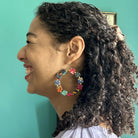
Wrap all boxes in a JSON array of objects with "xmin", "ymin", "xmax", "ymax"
[
  {"xmin": 27, "ymin": 85, "xmax": 36, "ymax": 94},
  {"xmin": 27, "ymin": 85, "xmax": 46, "ymax": 96}
]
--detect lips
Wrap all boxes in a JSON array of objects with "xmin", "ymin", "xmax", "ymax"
[
  {"xmin": 24, "ymin": 64, "xmax": 32, "ymax": 68},
  {"xmin": 24, "ymin": 64, "xmax": 33, "ymax": 81},
  {"xmin": 25, "ymin": 73, "xmax": 32, "ymax": 80}
]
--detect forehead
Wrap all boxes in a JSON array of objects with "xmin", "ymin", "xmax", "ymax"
[
  {"xmin": 27, "ymin": 16, "xmax": 57, "ymax": 46},
  {"xmin": 28, "ymin": 16, "xmax": 44, "ymax": 33}
]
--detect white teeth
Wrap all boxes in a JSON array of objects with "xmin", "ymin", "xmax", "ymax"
[{"xmin": 25, "ymin": 68, "xmax": 32, "ymax": 75}]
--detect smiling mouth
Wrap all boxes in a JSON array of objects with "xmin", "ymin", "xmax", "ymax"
[
  {"xmin": 24, "ymin": 64, "xmax": 33, "ymax": 81},
  {"xmin": 25, "ymin": 73, "xmax": 32, "ymax": 80}
]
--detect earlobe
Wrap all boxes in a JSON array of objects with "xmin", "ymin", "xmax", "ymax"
[{"xmin": 66, "ymin": 36, "xmax": 85, "ymax": 65}]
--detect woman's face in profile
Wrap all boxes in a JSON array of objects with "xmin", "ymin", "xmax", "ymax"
[{"xmin": 17, "ymin": 17, "xmax": 66, "ymax": 96}]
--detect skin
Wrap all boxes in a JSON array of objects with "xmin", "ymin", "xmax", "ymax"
[
  {"xmin": 17, "ymin": 16, "xmax": 110, "ymax": 129},
  {"xmin": 17, "ymin": 16, "xmax": 85, "ymax": 119}
]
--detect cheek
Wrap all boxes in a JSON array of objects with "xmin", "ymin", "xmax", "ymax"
[
  {"xmin": 33, "ymin": 56, "xmax": 58, "ymax": 80},
  {"xmin": 28, "ymin": 48, "xmax": 64, "ymax": 80}
]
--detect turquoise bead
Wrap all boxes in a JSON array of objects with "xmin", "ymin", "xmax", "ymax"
[
  {"xmin": 61, "ymin": 90, "xmax": 68, "ymax": 96},
  {"xmin": 56, "ymin": 74, "xmax": 62, "ymax": 79},
  {"xmin": 61, "ymin": 69, "xmax": 67, "ymax": 76}
]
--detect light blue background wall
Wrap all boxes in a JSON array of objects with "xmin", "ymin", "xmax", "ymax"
[{"xmin": 0, "ymin": 0, "xmax": 137, "ymax": 138}]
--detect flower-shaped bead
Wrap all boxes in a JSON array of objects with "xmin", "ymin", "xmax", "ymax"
[
  {"xmin": 57, "ymin": 85, "xmax": 63, "ymax": 92},
  {"xmin": 54, "ymin": 80, "xmax": 61, "ymax": 85},
  {"xmin": 77, "ymin": 84, "xmax": 83, "ymax": 90},
  {"xmin": 78, "ymin": 77, "xmax": 84, "ymax": 84},
  {"xmin": 67, "ymin": 93, "xmax": 73, "ymax": 96},
  {"xmin": 75, "ymin": 72, "xmax": 81, "ymax": 78},
  {"xmin": 69, "ymin": 68, "xmax": 76, "ymax": 74}
]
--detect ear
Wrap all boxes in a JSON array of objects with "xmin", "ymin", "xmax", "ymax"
[{"xmin": 66, "ymin": 36, "xmax": 85, "ymax": 65}]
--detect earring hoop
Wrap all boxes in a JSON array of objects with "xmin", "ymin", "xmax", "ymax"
[{"xmin": 54, "ymin": 68, "xmax": 84, "ymax": 96}]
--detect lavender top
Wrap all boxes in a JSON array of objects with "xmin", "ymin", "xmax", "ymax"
[{"xmin": 55, "ymin": 125, "xmax": 121, "ymax": 138}]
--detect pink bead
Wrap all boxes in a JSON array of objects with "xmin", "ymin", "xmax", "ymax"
[
  {"xmin": 67, "ymin": 93, "xmax": 73, "ymax": 96},
  {"xmin": 77, "ymin": 84, "xmax": 83, "ymax": 90},
  {"xmin": 69, "ymin": 68, "xmax": 76, "ymax": 74}
]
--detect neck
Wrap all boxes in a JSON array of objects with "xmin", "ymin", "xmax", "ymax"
[
  {"xmin": 49, "ymin": 73, "xmax": 79, "ymax": 120},
  {"xmin": 49, "ymin": 94, "xmax": 78, "ymax": 120}
]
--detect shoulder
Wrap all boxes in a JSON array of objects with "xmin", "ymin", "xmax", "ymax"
[{"xmin": 55, "ymin": 125, "xmax": 120, "ymax": 138}]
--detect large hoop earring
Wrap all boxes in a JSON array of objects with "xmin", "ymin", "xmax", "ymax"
[{"xmin": 54, "ymin": 68, "xmax": 84, "ymax": 96}]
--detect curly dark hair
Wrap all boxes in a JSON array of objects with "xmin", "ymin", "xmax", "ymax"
[{"xmin": 36, "ymin": 1, "xmax": 138, "ymax": 137}]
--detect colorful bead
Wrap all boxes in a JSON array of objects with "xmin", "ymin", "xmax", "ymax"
[
  {"xmin": 77, "ymin": 84, "xmax": 83, "ymax": 90},
  {"xmin": 73, "ymin": 91, "xmax": 77, "ymax": 95},
  {"xmin": 69, "ymin": 68, "xmax": 76, "ymax": 74},
  {"xmin": 60, "ymin": 69, "xmax": 67, "ymax": 76},
  {"xmin": 78, "ymin": 77, "xmax": 84, "ymax": 84},
  {"xmin": 75, "ymin": 72, "xmax": 81, "ymax": 78},
  {"xmin": 73, "ymin": 89, "xmax": 79, "ymax": 95},
  {"xmin": 67, "ymin": 93, "xmax": 73, "ymax": 96},
  {"xmin": 56, "ymin": 69, "xmax": 67, "ymax": 79},
  {"xmin": 61, "ymin": 90, "xmax": 68, "ymax": 96},
  {"xmin": 56, "ymin": 74, "xmax": 62, "ymax": 79},
  {"xmin": 55, "ymin": 68, "xmax": 84, "ymax": 97},
  {"xmin": 57, "ymin": 85, "xmax": 63, "ymax": 92},
  {"xmin": 54, "ymin": 80, "xmax": 61, "ymax": 85}
]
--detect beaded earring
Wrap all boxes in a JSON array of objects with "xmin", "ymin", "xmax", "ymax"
[{"xmin": 54, "ymin": 68, "xmax": 84, "ymax": 96}]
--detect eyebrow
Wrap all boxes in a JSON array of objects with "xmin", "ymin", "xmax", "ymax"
[{"xmin": 26, "ymin": 32, "xmax": 37, "ymax": 37}]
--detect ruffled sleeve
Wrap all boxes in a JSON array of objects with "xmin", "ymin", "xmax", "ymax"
[{"xmin": 55, "ymin": 126, "xmax": 121, "ymax": 138}]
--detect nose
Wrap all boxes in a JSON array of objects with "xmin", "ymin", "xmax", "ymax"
[{"xmin": 17, "ymin": 46, "xmax": 27, "ymax": 62}]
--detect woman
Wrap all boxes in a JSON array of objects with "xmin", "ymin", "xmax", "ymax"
[{"xmin": 17, "ymin": 2, "xmax": 138, "ymax": 138}]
